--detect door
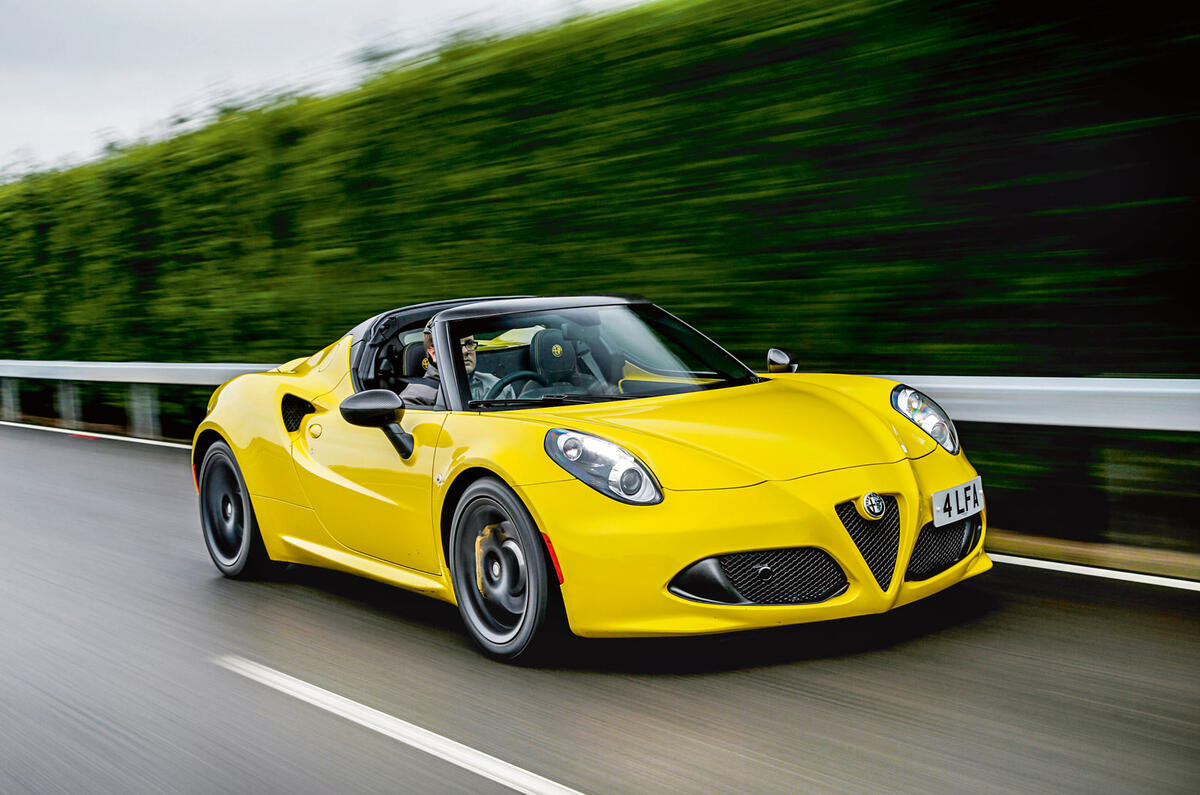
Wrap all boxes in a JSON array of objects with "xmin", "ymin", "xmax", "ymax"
[{"xmin": 292, "ymin": 378, "xmax": 446, "ymax": 574}]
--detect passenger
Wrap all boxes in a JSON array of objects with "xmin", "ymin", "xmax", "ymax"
[{"xmin": 400, "ymin": 326, "xmax": 516, "ymax": 405}]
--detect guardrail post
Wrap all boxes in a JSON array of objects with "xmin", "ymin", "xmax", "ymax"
[
  {"xmin": 1, "ymin": 378, "xmax": 18, "ymax": 421},
  {"xmin": 56, "ymin": 381, "xmax": 80, "ymax": 427},
  {"xmin": 129, "ymin": 383, "xmax": 160, "ymax": 439}
]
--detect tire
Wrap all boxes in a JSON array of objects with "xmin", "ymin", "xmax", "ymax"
[
  {"xmin": 198, "ymin": 440, "xmax": 276, "ymax": 579},
  {"xmin": 448, "ymin": 477, "xmax": 561, "ymax": 663}
]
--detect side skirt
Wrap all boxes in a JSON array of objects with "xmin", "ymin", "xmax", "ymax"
[{"xmin": 278, "ymin": 535, "xmax": 455, "ymax": 604}]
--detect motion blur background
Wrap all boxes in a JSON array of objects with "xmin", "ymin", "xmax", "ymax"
[{"xmin": 1, "ymin": 0, "xmax": 1197, "ymax": 552}]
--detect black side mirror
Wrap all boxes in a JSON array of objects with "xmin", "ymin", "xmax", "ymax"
[
  {"xmin": 340, "ymin": 389, "xmax": 405, "ymax": 427},
  {"xmin": 767, "ymin": 348, "xmax": 799, "ymax": 374},
  {"xmin": 340, "ymin": 389, "xmax": 415, "ymax": 458}
]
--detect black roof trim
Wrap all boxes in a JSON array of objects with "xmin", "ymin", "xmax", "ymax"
[
  {"xmin": 345, "ymin": 295, "xmax": 530, "ymax": 342},
  {"xmin": 431, "ymin": 295, "xmax": 649, "ymax": 324},
  {"xmin": 347, "ymin": 295, "xmax": 530, "ymax": 393}
]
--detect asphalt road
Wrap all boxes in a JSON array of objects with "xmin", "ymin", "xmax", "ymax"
[{"xmin": 1, "ymin": 424, "xmax": 1197, "ymax": 794}]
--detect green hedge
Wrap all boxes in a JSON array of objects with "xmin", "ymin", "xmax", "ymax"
[
  {"xmin": 1, "ymin": 0, "xmax": 1193, "ymax": 374},
  {"xmin": 0, "ymin": 0, "xmax": 1195, "ymax": 547}
]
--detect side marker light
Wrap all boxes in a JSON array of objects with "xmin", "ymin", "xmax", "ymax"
[{"xmin": 542, "ymin": 532, "xmax": 564, "ymax": 584}]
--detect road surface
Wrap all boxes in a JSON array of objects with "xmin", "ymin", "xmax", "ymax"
[{"xmin": 1, "ymin": 424, "xmax": 1196, "ymax": 793}]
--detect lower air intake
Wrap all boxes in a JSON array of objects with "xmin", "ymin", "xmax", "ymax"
[
  {"xmin": 905, "ymin": 517, "xmax": 982, "ymax": 581},
  {"xmin": 835, "ymin": 496, "xmax": 901, "ymax": 591},
  {"xmin": 717, "ymin": 547, "xmax": 848, "ymax": 605}
]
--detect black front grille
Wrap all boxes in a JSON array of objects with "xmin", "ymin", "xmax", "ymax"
[
  {"xmin": 281, "ymin": 394, "xmax": 314, "ymax": 432},
  {"xmin": 718, "ymin": 547, "xmax": 848, "ymax": 605},
  {"xmin": 835, "ymin": 496, "xmax": 901, "ymax": 591},
  {"xmin": 905, "ymin": 517, "xmax": 981, "ymax": 581}
]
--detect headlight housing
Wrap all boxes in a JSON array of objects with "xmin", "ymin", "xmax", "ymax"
[
  {"xmin": 891, "ymin": 385, "xmax": 959, "ymax": 454},
  {"xmin": 545, "ymin": 429, "xmax": 663, "ymax": 505}
]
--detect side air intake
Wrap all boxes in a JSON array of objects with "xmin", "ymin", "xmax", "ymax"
[{"xmin": 281, "ymin": 394, "xmax": 315, "ymax": 432}]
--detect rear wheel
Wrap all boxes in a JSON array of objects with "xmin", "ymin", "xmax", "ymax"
[
  {"xmin": 199, "ymin": 440, "xmax": 276, "ymax": 579},
  {"xmin": 448, "ymin": 478, "xmax": 560, "ymax": 663}
]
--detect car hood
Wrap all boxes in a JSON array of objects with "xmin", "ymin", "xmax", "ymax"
[{"xmin": 530, "ymin": 377, "xmax": 907, "ymax": 490}]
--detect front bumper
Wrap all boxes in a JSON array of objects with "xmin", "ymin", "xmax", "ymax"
[{"xmin": 519, "ymin": 449, "xmax": 991, "ymax": 638}]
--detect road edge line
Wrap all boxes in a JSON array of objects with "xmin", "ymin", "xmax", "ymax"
[
  {"xmin": 0, "ymin": 420, "xmax": 190, "ymax": 449},
  {"xmin": 214, "ymin": 655, "xmax": 584, "ymax": 795},
  {"xmin": 990, "ymin": 553, "xmax": 1200, "ymax": 592}
]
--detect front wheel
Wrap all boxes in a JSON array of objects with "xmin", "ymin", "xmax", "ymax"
[
  {"xmin": 199, "ymin": 440, "xmax": 276, "ymax": 579},
  {"xmin": 448, "ymin": 478, "xmax": 559, "ymax": 662}
]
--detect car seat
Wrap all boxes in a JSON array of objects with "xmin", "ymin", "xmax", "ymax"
[
  {"xmin": 518, "ymin": 329, "xmax": 592, "ymax": 398},
  {"xmin": 403, "ymin": 340, "xmax": 431, "ymax": 377},
  {"xmin": 374, "ymin": 343, "xmax": 404, "ymax": 390}
]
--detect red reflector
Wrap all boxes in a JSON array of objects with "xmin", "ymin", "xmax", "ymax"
[
  {"xmin": 541, "ymin": 532, "xmax": 564, "ymax": 584},
  {"xmin": 70, "ymin": 433, "xmax": 97, "ymax": 439}
]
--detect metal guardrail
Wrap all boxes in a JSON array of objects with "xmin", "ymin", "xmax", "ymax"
[
  {"xmin": 1, "ymin": 360, "xmax": 1198, "ymax": 437},
  {"xmin": 0, "ymin": 361, "xmax": 277, "ymax": 385},
  {"xmin": 0, "ymin": 360, "xmax": 275, "ymax": 438}
]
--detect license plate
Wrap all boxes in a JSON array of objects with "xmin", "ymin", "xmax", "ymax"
[{"xmin": 932, "ymin": 476, "xmax": 984, "ymax": 527}]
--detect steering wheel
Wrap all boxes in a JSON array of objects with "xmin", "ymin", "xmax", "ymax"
[{"xmin": 485, "ymin": 370, "xmax": 547, "ymax": 399}]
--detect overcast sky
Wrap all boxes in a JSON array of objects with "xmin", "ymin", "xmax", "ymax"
[{"xmin": 0, "ymin": 0, "xmax": 640, "ymax": 171}]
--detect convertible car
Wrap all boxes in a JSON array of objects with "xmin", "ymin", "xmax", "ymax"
[{"xmin": 193, "ymin": 295, "xmax": 989, "ymax": 661}]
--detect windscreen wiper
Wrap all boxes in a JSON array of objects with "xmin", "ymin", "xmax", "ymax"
[{"xmin": 468, "ymin": 394, "xmax": 637, "ymax": 409}]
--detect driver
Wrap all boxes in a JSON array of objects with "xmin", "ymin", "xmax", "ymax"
[{"xmin": 400, "ymin": 325, "xmax": 516, "ymax": 405}]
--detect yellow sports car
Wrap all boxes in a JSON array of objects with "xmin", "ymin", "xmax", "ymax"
[{"xmin": 193, "ymin": 296, "xmax": 990, "ymax": 661}]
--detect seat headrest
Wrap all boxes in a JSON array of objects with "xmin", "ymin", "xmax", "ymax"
[
  {"xmin": 530, "ymin": 329, "xmax": 576, "ymax": 382},
  {"xmin": 403, "ymin": 340, "xmax": 431, "ymax": 376}
]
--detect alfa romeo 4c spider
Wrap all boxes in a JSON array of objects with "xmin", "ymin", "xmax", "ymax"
[{"xmin": 194, "ymin": 295, "xmax": 989, "ymax": 661}]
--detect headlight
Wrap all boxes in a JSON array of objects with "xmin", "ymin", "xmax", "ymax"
[
  {"xmin": 891, "ymin": 385, "xmax": 959, "ymax": 454},
  {"xmin": 545, "ymin": 429, "xmax": 663, "ymax": 505}
]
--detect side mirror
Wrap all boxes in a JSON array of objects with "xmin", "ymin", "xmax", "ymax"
[
  {"xmin": 339, "ymin": 390, "xmax": 414, "ymax": 459},
  {"xmin": 767, "ymin": 348, "xmax": 799, "ymax": 374},
  {"xmin": 340, "ymin": 389, "xmax": 405, "ymax": 427}
]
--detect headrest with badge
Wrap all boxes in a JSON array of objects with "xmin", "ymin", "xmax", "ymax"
[{"xmin": 530, "ymin": 329, "xmax": 575, "ymax": 381}]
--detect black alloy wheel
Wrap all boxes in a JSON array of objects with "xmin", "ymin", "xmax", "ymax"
[
  {"xmin": 449, "ymin": 477, "xmax": 559, "ymax": 662},
  {"xmin": 199, "ymin": 440, "xmax": 275, "ymax": 579}
]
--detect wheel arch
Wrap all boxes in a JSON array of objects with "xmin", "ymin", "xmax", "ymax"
[
  {"xmin": 192, "ymin": 370, "xmax": 313, "ymax": 507},
  {"xmin": 439, "ymin": 466, "xmax": 504, "ymax": 566},
  {"xmin": 439, "ymin": 466, "xmax": 569, "ymax": 658},
  {"xmin": 192, "ymin": 428, "xmax": 229, "ymax": 490},
  {"xmin": 439, "ymin": 467, "xmax": 561, "ymax": 588}
]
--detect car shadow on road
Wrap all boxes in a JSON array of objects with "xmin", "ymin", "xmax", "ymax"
[
  {"xmin": 265, "ymin": 563, "xmax": 1000, "ymax": 674},
  {"xmin": 552, "ymin": 581, "xmax": 1001, "ymax": 674},
  {"xmin": 265, "ymin": 563, "xmax": 464, "ymax": 636}
]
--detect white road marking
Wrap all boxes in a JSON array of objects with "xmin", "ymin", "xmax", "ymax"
[
  {"xmin": 990, "ymin": 553, "xmax": 1200, "ymax": 592},
  {"xmin": 215, "ymin": 655, "xmax": 585, "ymax": 795},
  {"xmin": 0, "ymin": 420, "xmax": 190, "ymax": 449}
]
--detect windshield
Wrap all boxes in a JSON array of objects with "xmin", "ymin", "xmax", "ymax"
[{"xmin": 445, "ymin": 304, "xmax": 759, "ymax": 409}]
